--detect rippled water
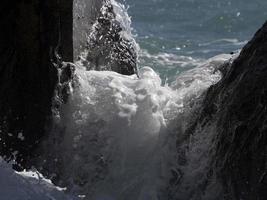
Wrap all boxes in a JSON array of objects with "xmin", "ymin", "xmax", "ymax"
[{"xmin": 123, "ymin": 0, "xmax": 267, "ymax": 81}]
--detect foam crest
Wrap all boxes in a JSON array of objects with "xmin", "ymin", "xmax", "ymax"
[
  {"xmin": 48, "ymin": 53, "xmax": 233, "ymax": 199},
  {"xmin": 56, "ymin": 65, "xmax": 179, "ymax": 198},
  {"xmin": 139, "ymin": 50, "xmax": 204, "ymax": 69}
]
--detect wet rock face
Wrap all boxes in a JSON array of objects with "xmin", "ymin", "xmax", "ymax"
[
  {"xmin": 80, "ymin": 0, "xmax": 138, "ymax": 76},
  {"xmin": 0, "ymin": 0, "xmax": 73, "ymax": 168},
  {"xmin": 73, "ymin": 0, "xmax": 104, "ymax": 59},
  {"xmin": 0, "ymin": 0, "xmax": 135, "ymax": 169},
  {"xmin": 198, "ymin": 21, "xmax": 267, "ymax": 199}
]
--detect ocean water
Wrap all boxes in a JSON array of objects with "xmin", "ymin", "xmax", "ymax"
[
  {"xmin": 41, "ymin": 0, "xmax": 266, "ymax": 199},
  {"xmin": 124, "ymin": 0, "xmax": 267, "ymax": 81},
  {"xmin": 1, "ymin": 1, "xmax": 266, "ymax": 199}
]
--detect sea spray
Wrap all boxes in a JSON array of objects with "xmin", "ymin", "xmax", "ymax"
[
  {"xmin": 40, "ymin": 52, "xmax": 232, "ymax": 200},
  {"xmin": 40, "ymin": 0, "xmax": 235, "ymax": 199},
  {"xmin": 77, "ymin": 0, "xmax": 139, "ymax": 75}
]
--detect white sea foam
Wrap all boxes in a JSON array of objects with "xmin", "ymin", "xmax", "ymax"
[
  {"xmin": 50, "ymin": 53, "xmax": 233, "ymax": 199},
  {"xmin": 0, "ymin": 0, "xmax": 248, "ymax": 199},
  {"xmin": 139, "ymin": 49, "xmax": 204, "ymax": 69},
  {"xmin": 43, "ymin": 1, "xmax": 236, "ymax": 199}
]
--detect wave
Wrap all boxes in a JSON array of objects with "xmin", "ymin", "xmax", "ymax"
[
  {"xmin": 139, "ymin": 50, "xmax": 204, "ymax": 69},
  {"xmin": 41, "ymin": 51, "xmax": 233, "ymax": 199},
  {"xmin": 40, "ymin": 0, "xmax": 236, "ymax": 199},
  {"xmin": 198, "ymin": 38, "xmax": 248, "ymax": 47}
]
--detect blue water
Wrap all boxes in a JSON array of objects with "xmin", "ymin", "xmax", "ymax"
[{"xmin": 122, "ymin": 0, "xmax": 267, "ymax": 81}]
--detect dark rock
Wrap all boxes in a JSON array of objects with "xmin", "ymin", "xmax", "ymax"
[
  {"xmin": 186, "ymin": 21, "xmax": 267, "ymax": 199},
  {"xmin": 82, "ymin": 0, "xmax": 138, "ymax": 76},
  {"xmin": 0, "ymin": 0, "xmax": 73, "ymax": 168}
]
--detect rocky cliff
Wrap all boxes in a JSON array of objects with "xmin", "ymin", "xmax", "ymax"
[
  {"xmin": 0, "ymin": 0, "xmax": 73, "ymax": 168},
  {"xmin": 179, "ymin": 21, "xmax": 267, "ymax": 200},
  {"xmin": 211, "ymin": 21, "xmax": 267, "ymax": 200}
]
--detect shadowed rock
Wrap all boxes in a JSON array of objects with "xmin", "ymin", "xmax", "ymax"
[
  {"xmin": 210, "ymin": 21, "xmax": 267, "ymax": 200},
  {"xmin": 80, "ymin": 0, "xmax": 138, "ymax": 76},
  {"xmin": 0, "ymin": 0, "xmax": 73, "ymax": 168},
  {"xmin": 180, "ymin": 21, "xmax": 267, "ymax": 200}
]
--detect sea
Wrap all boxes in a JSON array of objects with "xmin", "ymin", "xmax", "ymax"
[
  {"xmin": 124, "ymin": 0, "xmax": 267, "ymax": 82},
  {"xmin": 45, "ymin": 0, "xmax": 267, "ymax": 199}
]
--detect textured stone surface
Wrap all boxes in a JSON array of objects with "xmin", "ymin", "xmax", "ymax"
[
  {"xmin": 0, "ymin": 0, "xmax": 73, "ymax": 168},
  {"xmin": 83, "ymin": 1, "xmax": 138, "ymax": 75},
  {"xmin": 191, "ymin": 21, "xmax": 267, "ymax": 199},
  {"xmin": 74, "ymin": 0, "xmax": 138, "ymax": 76},
  {"xmin": 73, "ymin": 0, "xmax": 103, "ymax": 60}
]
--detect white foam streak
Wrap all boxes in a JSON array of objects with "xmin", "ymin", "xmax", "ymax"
[
  {"xmin": 139, "ymin": 49, "xmax": 204, "ymax": 69},
  {"xmin": 110, "ymin": 0, "xmax": 140, "ymax": 51},
  {"xmin": 199, "ymin": 38, "xmax": 248, "ymax": 47}
]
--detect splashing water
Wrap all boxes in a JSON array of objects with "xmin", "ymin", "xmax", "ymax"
[
  {"xmin": 49, "ymin": 54, "xmax": 232, "ymax": 199},
  {"xmin": 77, "ymin": 0, "xmax": 139, "ymax": 75},
  {"xmin": 42, "ymin": 1, "xmax": 235, "ymax": 199}
]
